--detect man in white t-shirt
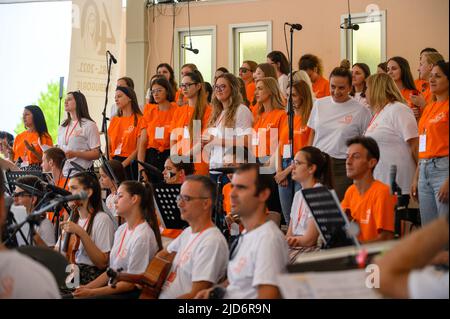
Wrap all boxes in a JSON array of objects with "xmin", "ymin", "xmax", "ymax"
[
  {"xmin": 0, "ymin": 171, "xmax": 60, "ymax": 299},
  {"xmin": 375, "ymin": 214, "xmax": 449, "ymax": 299},
  {"xmin": 196, "ymin": 164, "xmax": 289, "ymax": 299},
  {"xmin": 158, "ymin": 175, "xmax": 229, "ymax": 299}
]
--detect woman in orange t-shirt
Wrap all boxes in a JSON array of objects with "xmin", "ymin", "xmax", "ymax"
[
  {"xmin": 411, "ymin": 61, "xmax": 449, "ymax": 226},
  {"xmin": 387, "ymin": 56, "xmax": 423, "ymax": 120},
  {"xmin": 138, "ymin": 77, "xmax": 177, "ymax": 182},
  {"xmin": 169, "ymin": 70, "xmax": 211, "ymax": 176},
  {"xmin": 12, "ymin": 105, "xmax": 53, "ymax": 169},
  {"xmin": 239, "ymin": 60, "xmax": 257, "ymax": 103},
  {"xmin": 108, "ymin": 86, "xmax": 144, "ymax": 180},
  {"xmin": 275, "ymin": 80, "xmax": 313, "ymax": 224},
  {"xmin": 253, "ymin": 77, "xmax": 287, "ymax": 170},
  {"xmin": 251, "ymin": 63, "xmax": 278, "ymax": 116},
  {"xmin": 299, "ymin": 53, "xmax": 330, "ymax": 98}
]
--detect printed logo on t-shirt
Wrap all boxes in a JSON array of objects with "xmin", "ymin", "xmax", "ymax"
[
  {"xmin": 339, "ymin": 115, "xmax": 353, "ymax": 124},
  {"xmin": 126, "ymin": 125, "xmax": 135, "ymax": 133},
  {"xmin": 361, "ymin": 209, "xmax": 371, "ymax": 225},
  {"xmin": 232, "ymin": 256, "xmax": 248, "ymax": 275},
  {"xmin": 178, "ymin": 251, "xmax": 192, "ymax": 267},
  {"xmin": 73, "ymin": 129, "xmax": 83, "ymax": 137},
  {"xmin": 429, "ymin": 112, "xmax": 448, "ymax": 124}
]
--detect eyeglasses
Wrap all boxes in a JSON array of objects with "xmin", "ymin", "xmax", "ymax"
[
  {"xmin": 180, "ymin": 83, "xmax": 198, "ymax": 90},
  {"xmin": 213, "ymin": 84, "xmax": 227, "ymax": 92},
  {"xmin": 176, "ymin": 194, "xmax": 209, "ymax": 203},
  {"xmin": 151, "ymin": 89, "xmax": 165, "ymax": 95},
  {"xmin": 13, "ymin": 191, "xmax": 31, "ymax": 198},
  {"xmin": 239, "ymin": 67, "xmax": 250, "ymax": 73}
]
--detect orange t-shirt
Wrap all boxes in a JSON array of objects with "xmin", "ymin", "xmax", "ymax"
[
  {"xmin": 143, "ymin": 103, "xmax": 177, "ymax": 153},
  {"xmin": 341, "ymin": 180, "xmax": 395, "ymax": 243},
  {"xmin": 312, "ymin": 76, "xmax": 330, "ymax": 99},
  {"xmin": 108, "ymin": 114, "xmax": 144, "ymax": 158},
  {"xmin": 250, "ymin": 103, "xmax": 260, "ymax": 118},
  {"xmin": 46, "ymin": 177, "xmax": 69, "ymax": 222},
  {"xmin": 245, "ymin": 81, "xmax": 256, "ymax": 105},
  {"xmin": 415, "ymin": 79, "xmax": 432, "ymax": 104},
  {"xmin": 222, "ymin": 182, "xmax": 232, "ymax": 215},
  {"xmin": 418, "ymin": 99, "xmax": 449, "ymax": 159},
  {"xmin": 169, "ymin": 104, "xmax": 212, "ymax": 176},
  {"xmin": 278, "ymin": 115, "xmax": 311, "ymax": 158},
  {"xmin": 13, "ymin": 131, "xmax": 53, "ymax": 165},
  {"xmin": 253, "ymin": 109, "xmax": 287, "ymax": 157}
]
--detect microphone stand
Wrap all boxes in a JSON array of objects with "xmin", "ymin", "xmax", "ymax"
[
  {"xmin": 101, "ymin": 52, "xmax": 114, "ymax": 160},
  {"xmin": 287, "ymin": 25, "xmax": 296, "ymax": 201},
  {"xmin": 214, "ymin": 174, "xmax": 229, "ymax": 242}
]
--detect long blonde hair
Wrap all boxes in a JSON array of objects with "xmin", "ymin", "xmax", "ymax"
[
  {"xmin": 209, "ymin": 73, "xmax": 243, "ymax": 128},
  {"xmin": 290, "ymin": 80, "xmax": 313, "ymax": 126},
  {"xmin": 366, "ymin": 73, "xmax": 406, "ymax": 112},
  {"xmin": 256, "ymin": 77, "xmax": 285, "ymax": 115}
]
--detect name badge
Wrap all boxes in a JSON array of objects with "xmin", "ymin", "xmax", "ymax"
[
  {"xmin": 252, "ymin": 135, "xmax": 259, "ymax": 146},
  {"xmin": 155, "ymin": 127, "xmax": 164, "ymax": 139},
  {"xmin": 208, "ymin": 127, "xmax": 218, "ymax": 136},
  {"xmin": 114, "ymin": 143, "xmax": 123, "ymax": 155},
  {"xmin": 183, "ymin": 127, "xmax": 190, "ymax": 139},
  {"xmin": 419, "ymin": 134, "xmax": 427, "ymax": 153},
  {"xmin": 283, "ymin": 144, "xmax": 292, "ymax": 159}
]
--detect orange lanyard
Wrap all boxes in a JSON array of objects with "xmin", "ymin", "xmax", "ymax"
[
  {"xmin": 174, "ymin": 227, "xmax": 209, "ymax": 272},
  {"xmin": 65, "ymin": 120, "xmax": 79, "ymax": 145},
  {"xmin": 295, "ymin": 200, "xmax": 305, "ymax": 231}
]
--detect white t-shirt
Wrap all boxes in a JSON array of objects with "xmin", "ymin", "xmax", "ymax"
[
  {"xmin": 364, "ymin": 102, "xmax": 418, "ymax": 194},
  {"xmin": 225, "ymin": 221, "xmax": 289, "ymax": 299},
  {"xmin": 0, "ymin": 250, "xmax": 60, "ymax": 299},
  {"xmin": 72, "ymin": 212, "xmax": 115, "ymax": 266},
  {"xmin": 290, "ymin": 183, "xmax": 321, "ymax": 236},
  {"xmin": 57, "ymin": 119, "xmax": 101, "ymax": 177},
  {"xmin": 36, "ymin": 218, "xmax": 55, "ymax": 247},
  {"xmin": 159, "ymin": 226, "xmax": 228, "ymax": 299},
  {"xmin": 278, "ymin": 74, "xmax": 289, "ymax": 99},
  {"xmin": 308, "ymin": 96, "xmax": 371, "ymax": 159},
  {"xmin": 207, "ymin": 104, "xmax": 253, "ymax": 169},
  {"xmin": 353, "ymin": 92, "xmax": 371, "ymax": 110},
  {"xmin": 105, "ymin": 193, "xmax": 118, "ymax": 218},
  {"xmin": 408, "ymin": 266, "xmax": 449, "ymax": 299},
  {"xmin": 109, "ymin": 222, "xmax": 159, "ymax": 275}
]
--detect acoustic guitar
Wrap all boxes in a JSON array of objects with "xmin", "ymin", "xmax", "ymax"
[{"xmin": 107, "ymin": 255, "xmax": 172, "ymax": 299}]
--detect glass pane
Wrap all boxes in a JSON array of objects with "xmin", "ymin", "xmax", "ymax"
[
  {"xmin": 183, "ymin": 34, "xmax": 212, "ymax": 83},
  {"xmin": 239, "ymin": 31, "xmax": 267, "ymax": 67},
  {"xmin": 352, "ymin": 21, "xmax": 381, "ymax": 74}
]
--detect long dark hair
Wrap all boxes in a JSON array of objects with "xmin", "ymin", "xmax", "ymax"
[
  {"xmin": 62, "ymin": 91, "xmax": 94, "ymax": 127},
  {"xmin": 70, "ymin": 172, "xmax": 102, "ymax": 236},
  {"xmin": 116, "ymin": 86, "xmax": 142, "ymax": 127},
  {"xmin": 100, "ymin": 159, "xmax": 127, "ymax": 185},
  {"xmin": 157, "ymin": 63, "xmax": 178, "ymax": 93},
  {"xmin": 185, "ymin": 70, "xmax": 208, "ymax": 138},
  {"xmin": 350, "ymin": 63, "xmax": 371, "ymax": 98},
  {"xmin": 267, "ymin": 51, "xmax": 289, "ymax": 75},
  {"xmin": 24, "ymin": 105, "xmax": 50, "ymax": 139},
  {"xmin": 300, "ymin": 146, "xmax": 334, "ymax": 189},
  {"xmin": 120, "ymin": 181, "xmax": 163, "ymax": 251},
  {"xmin": 388, "ymin": 56, "xmax": 417, "ymax": 91}
]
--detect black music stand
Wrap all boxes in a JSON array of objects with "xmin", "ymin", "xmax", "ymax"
[
  {"xmin": 301, "ymin": 186, "xmax": 359, "ymax": 249},
  {"xmin": 153, "ymin": 184, "xmax": 188, "ymax": 230},
  {"xmin": 4, "ymin": 169, "xmax": 43, "ymax": 195}
]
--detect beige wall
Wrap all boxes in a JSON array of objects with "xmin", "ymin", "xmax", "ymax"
[{"xmin": 138, "ymin": 0, "xmax": 448, "ymax": 91}]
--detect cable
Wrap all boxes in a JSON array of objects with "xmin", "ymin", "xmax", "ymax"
[
  {"xmin": 187, "ymin": 0, "xmax": 193, "ymax": 49},
  {"xmin": 171, "ymin": 3, "xmax": 176, "ymax": 66}
]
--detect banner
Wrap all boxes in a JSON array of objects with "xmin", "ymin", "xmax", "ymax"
[{"xmin": 68, "ymin": 0, "xmax": 123, "ymax": 141}]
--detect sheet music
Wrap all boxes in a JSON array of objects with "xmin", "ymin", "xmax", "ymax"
[{"xmin": 278, "ymin": 269, "xmax": 383, "ymax": 299}]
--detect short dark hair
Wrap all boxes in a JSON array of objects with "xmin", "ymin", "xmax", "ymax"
[
  {"xmin": 420, "ymin": 47, "xmax": 438, "ymax": 55},
  {"xmin": 435, "ymin": 60, "xmax": 449, "ymax": 81},
  {"xmin": 170, "ymin": 156, "xmax": 195, "ymax": 176},
  {"xmin": 234, "ymin": 163, "xmax": 272, "ymax": 196},
  {"xmin": 184, "ymin": 175, "xmax": 217, "ymax": 206},
  {"xmin": 346, "ymin": 136, "xmax": 380, "ymax": 163},
  {"xmin": 44, "ymin": 147, "xmax": 66, "ymax": 169},
  {"xmin": 217, "ymin": 67, "xmax": 229, "ymax": 74},
  {"xmin": 150, "ymin": 76, "xmax": 175, "ymax": 103},
  {"xmin": 118, "ymin": 76, "xmax": 135, "ymax": 89},
  {"xmin": 0, "ymin": 131, "xmax": 14, "ymax": 147},
  {"xmin": 329, "ymin": 67, "xmax": 352, "ymax": 86}
]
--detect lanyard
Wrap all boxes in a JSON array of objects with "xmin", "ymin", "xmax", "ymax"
[
  {"xmin": 173, "ymin": 227, "xmax": 209, "ymax": 272},
  {"xmin": 65, "ymin": 120, "xmax": 79, "ymax": 145},
  {"xmin": 116, "ymin": 223, "xmax": 141, "ymax": 258},
  {"xmin": 295, "ymin": 200, "xmax": 305, "ymax": 231}
]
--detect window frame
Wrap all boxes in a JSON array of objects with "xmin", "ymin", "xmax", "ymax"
[
  {"xmin": 175, "ymin": 25, "xmax": 217, "ymax": 84},
  {"xmin": 340, "ymin": 10, "xmax": 386, "ymax": 66},
  {"xmin": 228, "ymin": 21, "xmax": 272, "ymax": 75}
]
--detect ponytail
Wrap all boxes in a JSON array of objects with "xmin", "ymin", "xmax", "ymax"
[{"xmin": 300, "ymin": 146, "xmax": 335, "ymax": 190}]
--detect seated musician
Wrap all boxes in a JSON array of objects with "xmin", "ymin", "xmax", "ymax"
[
  {"xmin": 341, "ymin": 136, "xmax": 395, "ymax": 243},
  {"xmin": 41, "ymin": 147, "xmax": 67, "ymax": 189},
  {"xmin": 196, "ymin": 164, "xmax": 289, "ymax": 299},
  {"xmin": 286, "ymin": 147, "xmax": 333, "ymax": 263},
  {"xmin": 72, "ymin": 181, "xmax": 162, "ymax": 298},
  {"xmin": 0, "ymin": 170, "xmax": 60, "ymax": 298},
  {"xmin": 13, "ymin": 175, "xmax": 55, "ymax": 248},
  {"xmin": 159, "ymin": 156, "xmax": 195, "ymax": 239},
  {"xmin": 158, "ymin": 175, "xmax": 229, "ymax": 299},
  {"xmin": 99, "ymin": 159, "xmax": 126, "ymax": 226},
  {"xmin": 56, "ymin": 172, "xmax": 115, "ymax": 289}
]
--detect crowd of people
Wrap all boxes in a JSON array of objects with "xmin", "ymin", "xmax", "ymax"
[{"xmin": 0, "ymin": 48, "xmax": 448, "ymax": 299}]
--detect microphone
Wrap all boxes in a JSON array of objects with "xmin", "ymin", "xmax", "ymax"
[
  {"xmin": 56, "ymin": 191, "xmax": 88, "ymax": 203},
  {"xmin": 39, "ymin": 181, "xmax": 72, "ymax": 197},
  {"xmin": 181, "ymin": 44, "xmax": 199, "ymax": 55},
  {"xmin": 340, "ymin": 23, "xmax": 359, "ymax": 30},
  {"xmin": 12, "ymin": 182, "xmax": 45, "ymax": 198},
  {"xmin": 107, "ymin": 50, "xmax": 118, "ymax": 64},
  {"xmin": 68, "ymin": 160, "xmax": 86, "ymax": 172},
  {"xmin": 285, "ymin": 22, "xmax": 303, "ymax": 31}
]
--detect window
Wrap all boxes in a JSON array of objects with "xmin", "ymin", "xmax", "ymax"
[
  {"xmin": 229, "ymin": 22, "xmax": 272, "ymax": 74},
  {"xmin": 176, "ymin": 27, "xmax": 216, "ymax": 84},
  {"xmin": 340, "ymin": 10, "xmax": 386, "ymax": 74}
]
